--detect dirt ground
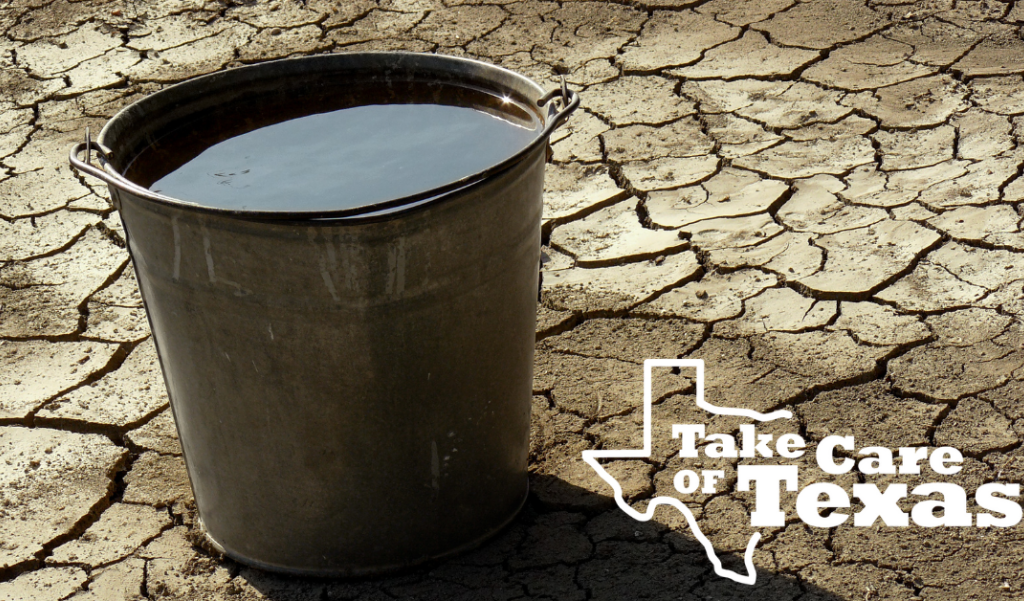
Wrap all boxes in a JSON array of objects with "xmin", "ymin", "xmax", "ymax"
[{"xmin": 3, "ymin": 0, "xmax": 1024, "ymax": 599}]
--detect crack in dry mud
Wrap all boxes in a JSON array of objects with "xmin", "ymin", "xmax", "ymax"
[{"xmin": 3, "ymin": 0, "xmax": 1024, "ymax": 599}]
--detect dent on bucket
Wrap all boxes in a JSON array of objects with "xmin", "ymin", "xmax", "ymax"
[{"xmin": 69, "ymin": 52, "xmax": 577, "ymax": 576}]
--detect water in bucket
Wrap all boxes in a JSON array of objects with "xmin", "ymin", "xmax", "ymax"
[{"xmin": 127, "ymin": 81, "xmax": 542, "ymax": 213}]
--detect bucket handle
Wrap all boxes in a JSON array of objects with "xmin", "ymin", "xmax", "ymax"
[
  {"xmin": 69, "ymin": 127, "xmax": 122, "ymax": 190},
  {"xmin": 538, "ymin": 76, "xmax": 579, "ymax": 130},
  {"xmin": 69, "ymin": 84, "xmax": 580, "ymax": 221}
]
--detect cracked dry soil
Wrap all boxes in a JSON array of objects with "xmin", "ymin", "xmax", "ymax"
[{"xmin": 3, "ymin": 0, "xmax": 1024, "ymax": 599}]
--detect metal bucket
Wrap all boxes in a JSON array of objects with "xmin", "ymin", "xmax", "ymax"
[{"xmin": 69, "ymin": 52, "xmax": 577, "ymax": 575}]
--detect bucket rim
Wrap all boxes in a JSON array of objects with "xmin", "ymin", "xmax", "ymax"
[{"xmin": 69, "ymin": 52, "xmax": 578, "ymax": 223}]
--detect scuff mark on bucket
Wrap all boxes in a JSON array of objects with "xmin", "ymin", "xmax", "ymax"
[
  {"xmin": 309, "ymin": 229, "xmax": 341, "ymax": 302},
  {"xmin": 319, "ymin": 259, "xmax": 341, "ymax": 301},
  {"xmin": 431, "ymin": 439, "xmax": 440, "ymax": 497},
  {"xmin": 324, "ymin": 230, "xmax": 339, "ymax": 271},
  {"xmin": 171, "ymin": 216, "xmax": 181, "ymax": 282},
  {"xmin": 202, "ymin": 225, "xmax": 216, "ymax": 283},
  {"xmin": 387, "ymin": 238, "xmax": 406, "ymax": 297},
  {"xmin": 342, "ymin": 244, "xmax": 357, "ymax": 291},
  {"xmin": 202, "ymin": 224, "xmax": 252, "ymax": 297}
]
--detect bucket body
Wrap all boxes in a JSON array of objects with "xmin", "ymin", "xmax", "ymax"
[{"xmin": 80, "ymin": 53, "xmax": 566, "ymax": 575}]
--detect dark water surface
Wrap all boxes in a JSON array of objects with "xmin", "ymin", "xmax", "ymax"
[{"xmin": 130, "ymin": 83, "xmax": 541, "ymax": 214}]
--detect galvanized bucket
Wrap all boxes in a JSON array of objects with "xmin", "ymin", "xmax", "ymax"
[{"xmin": 69, "ymin": 52, "xmax": 577, "ymax": 575}]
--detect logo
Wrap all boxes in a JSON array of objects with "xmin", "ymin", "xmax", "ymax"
[{"xmin": 582, "ymin": 360, "xmax": 1022, "ymax": 585}]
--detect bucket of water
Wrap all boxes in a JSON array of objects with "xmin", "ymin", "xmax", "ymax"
[{"xmin": 69, "ymin": 52, "xmax": 577, "ymax": 575}]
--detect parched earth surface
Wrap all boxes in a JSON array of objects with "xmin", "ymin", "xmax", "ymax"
[{"xmin": 4, "ymin": 0, "xmax": 1024, "ymax": 599}]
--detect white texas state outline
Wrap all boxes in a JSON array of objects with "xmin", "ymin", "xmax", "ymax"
[{"xmin": 581, "ymin": 359, "xmax": 794, "ymax": 586}]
